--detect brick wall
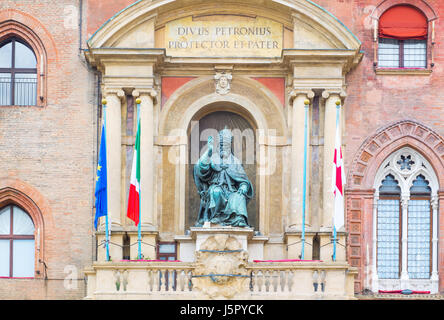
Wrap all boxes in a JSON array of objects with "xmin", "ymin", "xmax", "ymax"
[{"xmin": 0, "ymin": 0, "xmax": 96, "ymax": 299}]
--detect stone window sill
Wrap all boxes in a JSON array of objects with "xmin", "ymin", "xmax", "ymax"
[{"xmin": 375, "ymin": 68, "xmax": 433, "ymax": 75}]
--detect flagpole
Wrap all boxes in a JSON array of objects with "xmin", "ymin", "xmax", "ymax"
[
  {"xmin": 102, "ymin": 99, "xmax": 110, "ymax": 262},
  {"xmin": 301, "ymin": 99, "xmax": 310, "ymax": 260},
  {"xmin": 136, "ymin": 98, "xmax": 142, "ymax": 260},
  {"xmin": 332, "ymin": 100, "xmax": 341, "ymax": 262}
]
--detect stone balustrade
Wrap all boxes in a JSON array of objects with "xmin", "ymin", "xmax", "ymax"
[{"xmin": 84, "ymin": 261, "xmax": 357, "ymax": 299}]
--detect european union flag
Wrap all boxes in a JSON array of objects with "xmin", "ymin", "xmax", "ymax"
[{"xmin": 94, "ymin": 121, "xmax": 107, "ymax": 229}]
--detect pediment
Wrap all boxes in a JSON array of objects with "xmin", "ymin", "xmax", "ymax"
[{"xmin": 87, "ymin": 0, "xmax": 361, "ymax": 55}]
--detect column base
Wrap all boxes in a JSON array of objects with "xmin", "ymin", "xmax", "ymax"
[
  {"xmin": 190, "ymin": 225, "xmax": 254, "ymax": 252},
  {"xmin": 285, "ymin": 231, "xmax": 314, "ymax": 260},
  {"xmin": 319, "ymin": 232, "xmax": 346, "ymax": 262},
  {"xmin": 96, "ymin": 232, "xmax": 123, "ymax": 262},
  {"xmin": 128, "ymin": 231, "xmax": 157, "ymax": 260}
]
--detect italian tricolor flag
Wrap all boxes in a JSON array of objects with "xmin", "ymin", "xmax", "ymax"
[{"xmin": 127, "ymin": 119, "xmax": 140, "ymax": 226}]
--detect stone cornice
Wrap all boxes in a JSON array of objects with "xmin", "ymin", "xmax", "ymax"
[
  {"xmin": 282, "ymin": 49, "xmax": 363, "ymax": 74},
  {"xmin": 85, "ymin": 48, "xmax": 165, "ymax": 70}
]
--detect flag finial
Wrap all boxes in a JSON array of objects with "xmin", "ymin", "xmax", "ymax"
[
  {"xmin": 304, "ymin": 99, "xmax": 310, "ymax": 105},
  {"xmin": 135, "ymin": 98, "xmax": 141, "ymax": 105},
  {"xmin": 336, "ymin": 100, "xmax": 341, "ymax": 106},
  {"xmin": 101, "ymin": 99, "xmax": 107, "ymax": 105}
]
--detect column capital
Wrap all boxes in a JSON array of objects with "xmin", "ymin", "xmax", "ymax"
[
  {"xmin": 431, "ymin": 195, "xmax": 439, "ymax": 209},
  {"xmin": 321, "ymin": 88, "xmax": 347, "ymax": 100},
  {"xmin": 401, "ymin": 194, "xmax": 410, "ymax": 207},
  {"xmin": 103, "ymin": 87, "xmax": 125, "ymax": 100},
  {"xmin": 289, "ymin": 89, "xmax": 315, "ymax": 104},
  {"xmin": 132, "ymin": 88, "xmax": 158, "ymax": 103}
]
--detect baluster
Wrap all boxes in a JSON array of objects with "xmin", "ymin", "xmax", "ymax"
[
  {"xmin": 253, "ymin": 270, "xmax": 259, "ymax": 292},
  {"xmin": 178, "ymin": 270, "xmax": 184, "ymax": 292},
  {"xmin": 147, "ymin": 269, "xmax": 152, "ymax": 292},
  {"xmin": 312, "ymin": 270, "xmax": 319, "ymax": 292},
  {"xmin": 254, "ymin": 270, "xmax": 261, "ymax": 292},
  {"xmin": 166, "ymin": 269, "xmax": 171, "ymax": 291},
  {"xmin": 320, "ymin": 270, "xmax": 326, "ymax": 293},
  {"xmin": 280, "ymin": 270, "xmax": 286, "ymax": 292},
  {"xmin": 162, "ymin": 269, "xmax": 168, "ymax": 291},
  {"xmin": 264, "ymin": 270, "xmax": 270, "ymax": 292},
  {"xmin": 171, "ymin": 269, "xmax": 177, "ymax": 291},
  {"xmin": 153, "ymin": 269, "xmax": 160, "ymax": 292},
  {"xmin": 272, "ymin": 270, "xmax": 279, "ymax": 292},
  {"xmin": 187, "ymin": 270, "xmax": 193, "ymax": 291},
  {"xmin": 287, "ymin": 270, "xmax": 294, "ymax": 292},
  {"xmin": 258, "ymin": 270, "xmax": 265, "ymax": 292}
]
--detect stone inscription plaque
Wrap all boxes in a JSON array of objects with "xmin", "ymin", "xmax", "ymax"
[{"xmin": 165, "ymin": 16, "xmax": 283, "ymax": 57}]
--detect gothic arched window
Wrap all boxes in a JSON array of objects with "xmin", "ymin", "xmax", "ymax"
[
  {"xmin": 0, "ymin": 37, "xmax": 37, "ymax": 106},
  {"xmin": 373, "ymin": 147, "xmax": 439, "ymax": 293},
  {"xmin": 0, "ymin": 205, "xmax": 35, "ymax": 278}
]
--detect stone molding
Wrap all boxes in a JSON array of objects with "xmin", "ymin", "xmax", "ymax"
[{"xmin": 347, "ymin": 120, "xmax": 444, "ymax": 189}]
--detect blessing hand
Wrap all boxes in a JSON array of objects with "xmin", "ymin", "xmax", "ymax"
[{"xmin": 207, "ymin": 136, "xmax": 214, "ymax": 155}]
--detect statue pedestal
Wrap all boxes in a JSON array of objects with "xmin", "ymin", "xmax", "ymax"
[
  {"xmin": 191, "ymin": 224, "xmax": 254, "ymax": 252},
  {"xmin": 176, "ymin": 224, "xmax": 266, "ymax": 262}
]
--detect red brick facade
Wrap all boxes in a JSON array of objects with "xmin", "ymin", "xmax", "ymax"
[
  {"xmin": 0, "ymin": 1, "xmax": 95, "ymax": 299},
  {"xmin": 0, "ymin": 0, "xmax": 443, "ymax": 298}
]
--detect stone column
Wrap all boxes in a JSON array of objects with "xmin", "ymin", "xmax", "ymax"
[
  {"xmin": 321, "ymin": 90, "xmax": 343, "ymax": 230},
  {"xmin": 400, "ymin": 193, "xmax": 409, "ymax": 287},
  {"xmin": 286, "ymin": 90, "xmax": 314, "ymax": 260},
  {"xmin": 103, "ymin": 88, "xmax": 124, "ymax": 227},
  {"xmin": 431, "ymin": 195, "xmax": 439, "ymax": 293},
  {"xmin": 97, "ymin": 88, "xmax": 124, "ymax": 261},
  {"xmin": 130, "ymin": 89, "xmax": 157, "ymax": 260},
  {"xmin": 132, "ymin": 89, "xmax": 157, "ymax": 228},
  {"xmin": 288, "ymin": 90, "xmax": 314, "ymax": 230}
]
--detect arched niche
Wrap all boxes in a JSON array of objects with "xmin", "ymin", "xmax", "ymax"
[
  {"xmin": 158, "ymin": 76, "xmax": 286, "ymax": 137},
  {"xmin": 156, "ymin": 76, "xmax": 286, "ymax": 235},
  {"xmin": 186, "ymin": 104, "xmax": 259, "ymax": 231}
]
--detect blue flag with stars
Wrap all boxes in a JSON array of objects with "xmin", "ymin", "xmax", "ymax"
[{"xmin": 94, "ymin": 121, "xmax": 107, "ymax": 229}]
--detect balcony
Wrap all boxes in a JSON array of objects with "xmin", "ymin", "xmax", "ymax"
[{"xmin": 84, "ymin": 260, "xmax": 357, "ymax": 300}]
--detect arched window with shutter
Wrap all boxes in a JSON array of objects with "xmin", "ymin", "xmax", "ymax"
[{"xmin": 378, "ymin": 5, "xmax": 428, "ymax": 68}]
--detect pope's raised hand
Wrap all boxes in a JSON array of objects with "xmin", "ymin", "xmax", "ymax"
[{"xmin": 207, "ymin": 136, "xmax": 214, "ymax": 154}]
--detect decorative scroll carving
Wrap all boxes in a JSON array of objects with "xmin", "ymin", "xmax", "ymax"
[{"xmin": 193, "ymin": 234, "xmax": 249, "ymax": 299}]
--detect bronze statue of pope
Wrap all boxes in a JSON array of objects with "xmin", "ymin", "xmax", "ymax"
[{"xmin": 193, "ymin": 128, "xmax": 253, "ymax": 227}]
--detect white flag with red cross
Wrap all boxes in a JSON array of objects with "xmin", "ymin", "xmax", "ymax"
[{"xmin": 333, "ymin": 110, "xmax": 345, "ymax": 231}]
